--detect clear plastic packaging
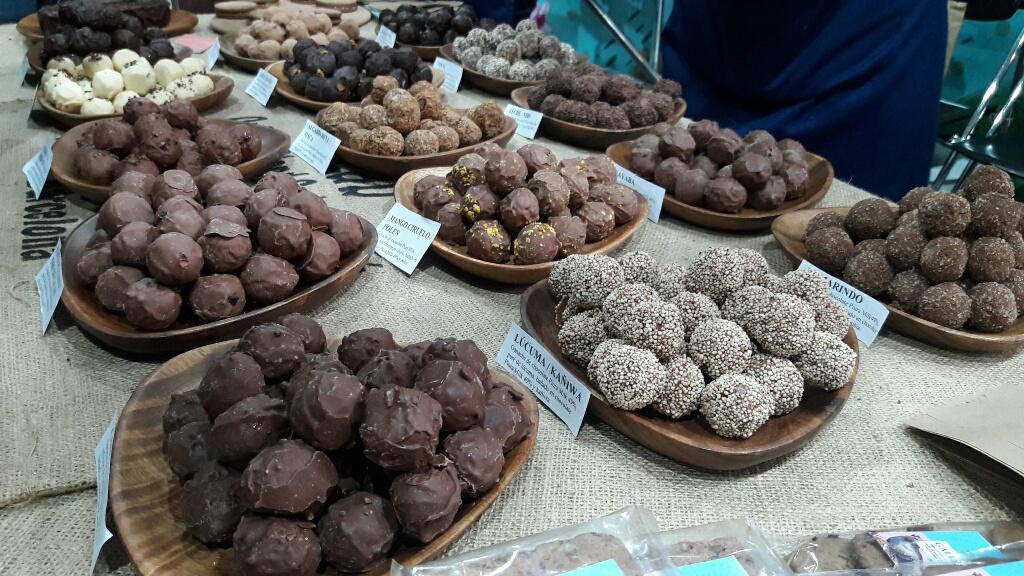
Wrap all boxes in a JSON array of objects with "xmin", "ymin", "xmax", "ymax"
[
  {"xmin": 653, "ymin": 519, "xmax": 792, "ymax": 576},
  {"xmin": 390, "ymin": 506, "xmax": 665, "ymax": 576}
]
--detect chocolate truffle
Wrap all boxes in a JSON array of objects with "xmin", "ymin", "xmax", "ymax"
[
  {"xmin": 659, "ymin": 128, "xmax": 696, "ymax": 161},
  {"xmin": 279, "ymin": 313, "xmax": 326, "ymax": 354},
  {"xmin": 111, "ymin": 171, "xmax": 155, "ymax": 200},
  {"xmin": 414, "ymin": 175, "xmax": 447, "ymax": 208},
  {"xmin": 166, "ymin": 421, "xmax": 212, "ymax": 480},
  {"xmin": 969, "ymin": 236, "xmax": 1015, "ymax": 282},
  {"xmin": 233, "ymin": 516, "xmax": 321, "ymax": 576},
  {"xmin": 805, "ymin": 212, "xmax": 846, "ymax": 239},
  {"xmin": 687, "ymin": 119, "xmax": 720, "ymax": 151},
  {"xmin": 781, "ymin": 164, "xmax": 809, "ymax": 200},
  {"xmin": 339, "ymin": 328, "xmax": 399, "ymax": 371},
  {"xmin": 888, "ymin": 268, "xmax": 930, "ymax": 313},
  {"xmin": 529, "ymin": 170, "xmax": 570, "ymax": 217},
  {"xmin": 255, "ymin": 171, "xmax": 301, "ymax": 198},
  {"xmin": 197, "ymin": 164, "xmax": 243, "ymax": 197},
  {"xmin": 419, "ymin": 182, "xmax": 460, "ymax": 220},
  {"xmin": 962, "ymin": 165, "xmax": 1015, "ymax": 201},
  {"xmin": 76, "ymin": 148, "xmax": 119, "ymax": 185},
  {"xmin": 198, "ymin": 351, "xmax": 266, "ymax": 418},
  {"xmin": 240, "ymin": 439, "xmax": 338, "ymax": 516},
  {"xmin": 244, "ymin": 189, "xmax": 285, "ymax": 230},
  {"xmin": 489, "ymin": 186, "xmax": 533, "ymax": 233},
  {"xmin": 206, "ymin": 180, "xmax": 254, "ymax": 209},
  {"xmin": 189, "ymin": 275, "xmax": 246, "ymax": 321},
  {"xmin": 230, "ymin": 123, "xmax": 263, "ymax": 161},
  {"xmin": 199, "ymin": 219, "xmax": 252, "ymax": 273},
  {"xmin": 558, "ymin": 158, "xmax": 591, "ymax": 210},
  {"xmin": 196, "ymin": 126, "xmax": 242, "ymax": 166},
  {"xmin": 548, "ymin": 215, "xmax": 587, "ymax": 257},
  {"xmin": 442, "ymin": 427, "xmax": 503, "ymax": 498},
  {"xmin": 466, "ymin": 219, "xmax": 511, "ymax": 263},
  {"xmin": 705, "ymin": 131, "xmax": 742, "ymax": 164},
  {"xmin": 748, "ymin": 176, "xmax": 787, "ymax": 211},
  {"xmin": 357, "ymin": 349, "xmax": 417, "ymax": 389},
  {"xmin": 704, "ymin": 177, "xmax": 748, "ymax": 213},
  {"xmin": 673, "ymin": 168, "xmax": 709, "ymax": 205},
  {"xmin": 482, "ymin": 384, "xmax": 532, "ymax": 451},
  {"xmin": 844, "ymin": 198, "xmax": 897, "ymax": 241},
  {"xmin": 182, "ymin": 463, "xmax": 244, "ymax": 545},
  {"xmin": 969, "ymin": 282, "xmax": 1018, "ymax": 332},
  {"xmin": 123, "ymin": 278, "xmax": 182, "ymax": 330},
  {"xmin": 629, "ymin": 146, "xmax": 661, "ymax": 180},
  {"xmin": 484, "ymin": 150, "xmax": 528, "ymax": 195},
  {"xmin": 157, "ymin": 204, "xmax": 206, "ymax": 240},
  {"xmin": 318, "ymin": 492, "xmax": 399, "ymax": 572},
  {"xmin": 238, "ymin": 323, "xmax": 306, "ymax": 380},
  {"xmin": 390, "ymin": 463, "xmax": 462, "ymax": 543},
  {"xmin": 359, "ymin": 386, "xmax": 443, "ymax": 472},
  {"xmin": 732, "ymin": 153, "xmax": 772, "ymax": 190},
  {"xmin": 92, "ymin": 119, "xmax": 135, "ymax": 154},
  {"xmin": 207, "ymin": 394, "xmax": 287, "ymax": 464},
  {"xmin": 517, "ymin": 144, "xmax": 557, "ymax": 176},
  {"xmin": 99, "ymin": 191, "xmax": 155, "ymax": 237},
  {"xmin": 258, "ymin": 207, "xmax": 313, "ymax": 262},
  {"xmin": 806, "ymin": 227, "xmax": 855, "ymax": 275},
  {"xmin": 971, "ymin": 194, "xmax": 1021, "ymax": 238},
  {"xmin": 460, "ymin": 185, "xmax": 499, "ymax": 224},
  {"xmin": 576, "ymin": 201, "xmax": 616, "ymax": 242},
  {"xmin": 414, "ymin": 360, "xmax": 485, "ymax": 432},
  {"xmin": 161, "ymin": 100, "xmax": 199, "ymax": 132},
  {"xmin": 164, "ymin": 391, "xmax": 208, "ymax": 435},
  {"xmin": 842, "ymin": 250, "xmax": 893, "ymax": 297},
  {"xmin": 900, "ymin": 186, "xmax": 932, "ymax": 213},
  {"xmin": 591, "ymin": 183, "xmax": 638, "ymax": 225},
  {"xmin": 919, "ymin": 191, "xmax": 972, "ymax": 237},
  {"xmin": 123, "ymin": 97, "xmax": 160, "ymax": 124},
  {"xmin": 917, "ymin": 282, "xmax": 971, "ymax": 329},
  {"xmin": 329, "ymin": 208, "xmax": 364, "ymax": 257},
  {"xmin": 146, "ymin": 232, "xmax": 203, "ymax": 286},
  {"xmin": 290, "ymin": 369, "xmax": 365, "ymax": 450},
  {"xmin": 419, "ymin": 339, "xmax": 491, "ymax": 385},
  {"xmin": 298, "ymin": 231, "xmax": 341, "ymax": 281},
  {"xmin": 150, "ymin": 169, "xmax": 199, "ymax": 209},
  {"xmin": 653, "ymin": 157, "xmax": 687, "ymax": 191},
  {"xmin": 436, "ymin": 202, "xmax": 467, "ymax": 244},
  {"xmin": 95, "ymin": 265, "xmax": 145, "ymax": 312},
  {"xmin": 920, "ymin": 236, "xmax": 968, "ymax": 283}
]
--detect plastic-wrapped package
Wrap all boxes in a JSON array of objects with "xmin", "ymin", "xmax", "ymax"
[
  {"xmin": 930, "ymin": 559, "xmax": 1024, "ymax": 576},
  {"xmin": 784, "ymin": 521, "xmax": 1024, "ymax": 576},
  {"xmin": 653, "ymin": 519, "xmax": 792, "ymax": 576},
  {"xmin": 390, "ymin": 506, "xmax": 665, "ymax": 576}
]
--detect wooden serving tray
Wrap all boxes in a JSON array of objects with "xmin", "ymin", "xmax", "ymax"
[
  {"xmin": 438, "ymin": 43, "xmax": 543, "ymax": 97},
  {"xmin": 267, "ymin": 60, "xmax": 445, "ymax": 112},
  {"xmin": 17, "ymin": 9, "xmax": 199, "ymax": 41}
]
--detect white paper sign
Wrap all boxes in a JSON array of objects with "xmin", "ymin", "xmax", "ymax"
[
  {"xmin": 615, "ymin": 164, "xmax": 664, "ymax": 223},
  {"xmin": 798, "ymin": 260, "xmax": 889, "ymax": 346},
  {"xmin": 35, "ymin": 239, "xmax": 63, "ymax": 334},
  {"xmin": 375, "ymin": 203, "xmax": 441, "ymax": 274},
  {"xmin": 91, "ymin": 416, "xmax": 117, "ymax": 571},
  {"xmin": 245, "ymin": 68, "xmax": 278, "ymax": 106},
  {"xmin": 23, "ymin": 136, "xmax": 53, "ymax": 200},
  {"xmin": 504, "ymin": 104, "xmax": 543, "ymax": 139},
  {"xmin": 376, "ymin": 25, "xmax": 396, "ymax": 48},
  {"xmin": 496, "ymin": 324, "xmax": 589, "ymax": 436},
  {"xmin": 206, "ymin": 37, "xmax": 220, "ymax": 71},
  {"xmin": 433, "ymin": 58, "xmax": 463, "ymax": 93},
  {"xmin": 19, "ymin": 54, "xmax": 30, "ymax": 85},
  {"xmin": 290, "ymin": 120, "xmax": 340, "ymax": 176}
]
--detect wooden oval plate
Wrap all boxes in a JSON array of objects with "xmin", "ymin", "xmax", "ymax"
[
  {"xmin": 520, "ymin": 278, "xmax": 857, "ymax": 470},
  {"xmin": 109, "ymin": 340, "xmax": 538, "ymax": 575},
  {"xmin": 606, "ymin": 142, "xmax": 834, "ymax": 232},
  {"xmin": 439, "ymin": 43, "xmax": 543, "ymax": 97},
  {"xmin": 50, "ymin": 118, "xmax": 290, "ymax": 204},
  {"xmin": 27, "ymin": 39, "xmax": 194, "ymax": 75},
  {"xmin": 61, "ymin": 215, "xmax": 378, "ymax": 356},
  {"xmin": 219, "ymin": 33, "xmax": 276, "ymax": 72},
  {"xmin": 510, "ymin": 86, "xmax": 687, "ymax": 150},
  {"xmin": 772, "ymin": 207, "xmax": 1024, "ymax": 353},
  {"xmin": 394, "ymin": 167, "xmax": 650, "ymax": 284},
  {"xmin": 18, "ymin": 9, "xmax": 199, "ymax": 41},
  {"xmin": 267, "ymin": 60, "xmax": 445, "ymax": 112},
  {"xmin": 35, "ymin": 75, "xmax": 235, "ymax": 129},
  {"xmin": 334, "ymin": 114, "xmax": 517, "ymax": 179}
]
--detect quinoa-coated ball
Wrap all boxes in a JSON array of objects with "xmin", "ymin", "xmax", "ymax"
[
  {"xmin": 669, "ymin": 291, "xmax": 721, "ymax": 334},
  {"xmin": 682, "ymin": 247, "xmax": 748, "ymax": 304},
  {"xmin": 557, "ymin": 309, "xmax": 608, "ymax": 367},
  {"xmin": 918, "ymin": 191, "xmax": 972, "ymax": 237},
  {"xmin": 601, "ymin": 283, "xmax": 660, "ymax": 336},
  {"xmin": 744, "ymin": 353, "xmax": 803, "ymax": 416},
  {"xmin": 962, "ymin": 165, "xmax": 1014, "ymax": 201},
  {"xmin": 494, "ymin": 39, "xmax": 521, "ymax": 62},
  {"xmin": 720, "ymin": 285, "xmax": 773, "ymax": 328},
  {"xmin": 780, "ymin": 269, "xmax": 831, "ymax": 303},
  {"xmin": 1003, "ymin": 269, "xmax": 1024, "ymax": 314},
  {"xmin": 652, "ymin": 355, "xmax": 704, "ymax": 419},
  {"xmin": 884, "ymin": 221, "xmax": 928, "ymax": 271},
  {"xmin": 615, "ymin": 300, "xmax": 686, "ymax": 360},
  {"xmin": 968, "ymin": 236, "xmax": 1015, "ymax": 282},
  {"xmin": 588, "ymin": 340, "xmax": 666, "ymax": 410},
  {"xmin": 969, "ymin": 282, "xmax": 1018, "ymax": 332},
  {"xmin": 653, "ymin": 263, "xmax": 687, "ymax": 300},
  {"xmin": 549, "ymin": 253, "xmax": 624, "ymax": 307},
  {"xmin": 478, "ymin": 55, "xmax": 510, "ymax": 79},
  {"xmin": 403, "ymin": 129, "xmax": 439, "ymax": 156},
  {"xmin": 805, "ymin": 227, "xmax": 855, "ymax": 276},
  {"xmin": 688, "ymin": 318, "xmax": 752, "ymax": 379},
  {"xmin": 616, "ymin": 251, "xmax": 660, "ymax": 287},
  {"xmin": 804, "ymin": 212, "xmax": 846, "ymax": 240},
  {"xmin": 842, "ymin": 250, "xmax": 893, "ymax": 297},
  {"xmin": 460, "ymin": 45, "xmax": 483, "ymax": 69},
  {"xmin": 900, "ymin": 186, "xmax": 932, "ymax": 213},
  {"xmin": 507, "ymin": 60, "xmax": 536, "ymax": 81},
  {"xmin": 746, "ymin": 293, "xmax": 816, "ymax": 356},
  {"xmin": 844, "ymin": 198, "xmax": 897, "ymax": 241},
  {"xmin": 970, "ymin": 194, "xmax": 1021, "ymax": 238},
  {"xmin": 699, "ymin": 374, "xmax": 772, "ymax": 439},
  {"xmin": 887, "ymin": 268, "xmax": 930, "ymax": 314},
  {"xmin": 793, "ymin": 331, "xmax": 855, "ymax": 391},
  {"xmin": 920, "ymin": 236, "xmax": 968, "ymax": 283},
  {"xmin": 917, "ymin": 282, "xmax": 971, "ymax": 329},
  {"xmin": 735, "ymin": 247, "xmax": 771, "ymax": 288},
  {"xmin": 811, "ymin": 298, "xmax": 851, "ymax": 338},
  {"xmin": 365, "ymin": 126, "xmax": 405, "ymax": 156},
  {"xmin": 469, "ymin": 101, "xmax": 507, "ymax": 140}
]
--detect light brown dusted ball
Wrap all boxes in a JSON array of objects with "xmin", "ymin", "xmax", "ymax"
[
  {"xmin": 416, "ymin": 91, "xmax": 444, "ymax": 121},
  {"xmin": 970, "ymin": 193, "xmax": 1021, "ymax": 238},
  {"xmin": 359, "ymin": 104, "xmax": 388, "ymax": 129},
  {"xmin": 900, "ymin": 186, "xmax": 932, "ymax": 214},
  {"xmin": 430, "ymin": 125, "xmax": 460, "ymax": 152},
  {"xmin": 887, "ymin": 269, "xmax": 930, "ymax": 314},
  {"xmin": 404, "ymin": 129, "xmax": 440, "ymax": 156},
  {"xmin": 385, "ymin": 93, "xmax": 421, "ymax": 135},
  {"xmin": 448, "ymin": 116, "xmax": 482, "ymax": 147},
  {"xmin": 806, "ymin": 226, "xmax": 855, "ymax": 275},
  {"xmin": 962, "ymin": 165, "xmax": 1014, "ymax": 201},
  {"xmin": 804, "ymin": 212, "xmax": 846, "ymax": 240},
  {"xmin": 841, "ymin": 250, "xmax": 892, "ymax": 297},
  {"xmin": 920, "ymin": 236, "xmax": 968, "ymax": 283},
  {"xmin": 365, "ymin": 126, "xmax": 405, "ymax": 157},
  {"xmin": 469, "ymin": 102, "xmax": 506, "ymax": 140},
  {"xmin": 917, "ymin": 282, "xmax": 971, "ymax": 329},
  {"xmin": 843, "ymin": 198, "xmax": 897, "ymax": 241},
  {"xmin": 919, "ymin": 191, "xmax": 972, "ymax": 237},
  {"xmin": 969, "ymin": 282, "xmax": 1018, "ymax": 332},
  {"xmin": 371, "ymin": 76, "xmax": 399, "ymax": 104},
  {"xmin": 968, "ymin": 236, "xmax": 1015, "ymax": 283},
  {"xmin": 883, "ymin": 221, "xmax": 927, "ymax": 271}
]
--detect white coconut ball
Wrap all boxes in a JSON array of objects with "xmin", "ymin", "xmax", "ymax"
[
  {"xmin": 112, "ymin": 49, "xmax": 141, "ymax": 71},
  {"xmin": 82, "ymin": 54, "xmax": 113, "ymax": 79},
  {"xmin": 91, "ymin": 69, "xmax": 124, "ymax": 100},
  {"xmin": 154, "ymin": 59, "xmax": 185, "ymax": 87},
  {"xmin": 81, "ymin": 98, "xmax": 115, "ymax": 116},
  {"xmin": 180, "ymin": 57, "xmax": 207, "ymax": 75},
  {"xmin": 112, "ymin": 90, "xmax": 139, "ymax": 113},
  {"xmin": 122, "ymin": 65, "xmax": 156, "ymax": 95}
]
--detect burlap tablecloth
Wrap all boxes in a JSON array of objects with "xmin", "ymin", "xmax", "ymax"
[{"xmin": 0, "ymin": 16, "xmax": 1021, "ymax": 576}]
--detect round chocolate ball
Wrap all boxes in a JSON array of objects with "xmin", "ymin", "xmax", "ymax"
[
  {"xmin": 198, "ymin": 351, "xmax": 266, "ymax": 418},
  {"xmin": 674, "ymin": 168, "xmax": 709, "ymax": 205},
  {"xmin": 919, "ymin": 191, "xmax": 971, "ymax": 237},
  {"xmin": 389, "ymin": 463, "xmax": 461, "ymax": 544},
  {"xmin": 279, "ymin": 313, "xmax": 326, "ymax": 354},
  {"xmin": 239, "ymin": 439, "xmax": 338, "ymax": 516},
  {"xmin": 747, "ymin": 176, "xmax": 787, "ymax": 211},
  {"xmin": 482, "ymin": 383, "xmax": 533, "ymax": 451},
  {"xmin": 968, "ymin": 236, "xmax": 1015, "ymax": 283},
  {"xmin": 413, "ymin": 359, "xmax": 485, "ymax": 432},
  {"xmin": 466, "ymin": 219, "xmax": 511, "ymax": 263},
  {"xmin": 576, "ymin": 201, "xmax": 615, "ymax": 242},
  {"xmin": 359, "ymin": 386, "xmax": 442, "ymax": 472},
  {"xmin": 842, "ymin": 250, "xmax": 893, "ymax": 297},
  {"xmin": 181, "ymin": 463, "xmax": 244, "ymax": 544},
  {"xmin": 233, "ymin": 516, "xmax": 320, "ymax": 576},
  {"xmin": 258, "ymin": 207, "xmax": 313, "ymax": 262},
  {"xmin": 329, "ymin": 208, "xmax": 364, "ymax": 257},
  {"xmin": 146, "ymin": 232, "xmax": 203, "ymax": 286},
  {"xmin": 844, "ymin": 198, "xmax": 897, "ymax": 241},
  {"xmin": 339, "ymin": 327, "xmax": 399, "ymax": 372},
  {"xmin": 548, "ymin": 215, "xmax": 587, "ymax": 257},
  {"xmin": 442, "ymin": 427, "xmax": 504, "ymax": 498},
  {"xmin": 238, "ymin": 323, "xmax": 306, "ymax": 380},
  {"xmin": 110, "ymin": 221, "xmax": 160, "ymax": 267},
  {"xmin": 528, "ymin": 170, "xmax": 570, "ymax": 217},
  {"xmin": 76, "ymin": 242, "xmax": 113, "ymax": 285},
  {"xmin": 484, "ymin": 150, "xmax": 528, "ymax": 195},
  {"xmin": 207, "ymin": 394, "xmax": 287, "ymax": 465},
  {"xmin": 516, "ymin": 143, "xmax": 557, "ymax": 176},
  {"xmin": 298, "ymin": 231, "xmax": 341, "ymax": 282},
  {"xmin": 806, "ymin": 226, "xmax": 855, "ymax": 275},
  {"xmin": 704, "ymin": 177, "xmax": 748, "ymax": 214},
  {"xmin": 197, "ymin": 164, "xmax": 243, "ymax": 198},
  {"xmin": 969, "ymin": 282, "xmax": 1018, "ymax": 333},
  {"xmin": 95, "ymin": 265, "xmax": 146, "ymax": 312},
  {"xmin": 888, "ymin": 268, "xmax": 930, "ymax": 314},
  {"xmin": 918, "ymin": 282, "xmax": 971, "ymax": 329},
  {"xmin": 123, "ymin": 277, "xmax": 182, "ymax": 330},
  {"xmin": 199, "ymin": 219, "xmax": 252, "ymax": 274},
  {"xmin": 318, "ymin": 491, "xmax": 398, "ymax": 573},
  {"xmin": 99, "ymin": 192, "xmax": 155, "ymax": 237},
  {"xmin": 189, "ymin": 275, "xmax": 246, "ymax": 322},
  {"xmin": 732, "ymin": 152, "xmax": 771, "ymax": 190},
  {"xmin": 920, "ymin": 236, "xmax": 968, "ymax": 283},
  {"xmin": 499, "ymin": 188, "xmax": 540, "ymax": 234}
]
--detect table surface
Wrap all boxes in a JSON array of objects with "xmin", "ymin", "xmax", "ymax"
[{"xmin": 0, "ymin": 15, "xmax": 1021, "ymax": 576}]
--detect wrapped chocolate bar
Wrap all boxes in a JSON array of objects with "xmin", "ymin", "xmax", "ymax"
[{"xmin": 654, "ymin": 519, "xmax": 790, "ymax": 576}]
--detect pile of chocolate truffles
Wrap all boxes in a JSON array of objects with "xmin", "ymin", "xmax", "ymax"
[
  {"xmin": 379, "ymin": 4, "xmax": 480, "ymax": 47},
  {"xmin": 233, "ymin": 7, "xmax": 359, "ymax": 61},
  {"xmin": 76, "ymin": 168, "xmax": 365, "ymax": 330},
  {"xmin": 804, "ymin": 166, "xmax": 1024, "ymax": 332},
  {"xmin": 318, "ymin": 82, "xmax": 504, "ymax": 157},
  {"xmin": 39, "ymin": 0, "xmax": 173, "ymax": 66},
  {"xmin": 72, "ymin": 100, "xmax": 258, "ymax": 186},
  {"xmin": 162, "ymin": 319, "xmax": 532, "ymax": 575},
  {"xmin": 524, "ymin": 65, "xmax": 683, "ymax": 129},
  {"xmin": 416, "ymin": 143, "xmax": 641, "ymax": 265},
  {"xmin": 551, "ymin": 248, "xmax": 855, "ymax": 439},
  {"xmin": 284, "ymin": 37, "xmax": 433, "ymax": 103},
  {"xmin": 450, "ymin": 19, "xmax": 580, "ymax": 82},
  {"xmin": 627, "ymin": 121, "xmax": 811, "ymax": 213}
]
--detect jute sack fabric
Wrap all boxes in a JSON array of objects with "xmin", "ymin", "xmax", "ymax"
[{"xmin": 0, "ymin": 15, "xmax": 1020, "ymax": 576}]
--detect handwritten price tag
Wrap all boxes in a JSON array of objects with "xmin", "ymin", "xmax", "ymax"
[
  {"xmin": 433, "ymin": 57, "xmax": 463, "ymax": 93},
  {"xmin": 798, "ymin": 260, "xmax": 889, "ymax": 346},
  {"xmin": 23, "ymin": 136, "xmax": 53, "ymax": 200},
  {"xmin": 91, "ymin": 417, "xmax": 117, "ymax": 571},
  {"xmin": 290, "ymin": 120, "xmax": 340, "ymax": 176},
  {"xmin": 245, "ymin": 68, "xmax": 278, "ymax": 106},
  {"xmin": 375, "ymin": 203, "xmax": 440, "ymax": 274},
  {"xmin": 376, "ymin": 25, "xmax": 397, "ymax": 48},
  {"xmin": 35, "ymin": 239, "xmax": 63, "ymax": 334},
  {"xmin": 615, "ymin": 164, "xmax": 664, "ymax": 223},
  {"xmin": 504, "ymin": 104, "xmax": 543, "ymax": 139}
]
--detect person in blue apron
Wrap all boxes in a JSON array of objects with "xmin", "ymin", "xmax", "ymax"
[{"xmin": 661, "ymin": 1, "xmax": 947, "ymax": 200}]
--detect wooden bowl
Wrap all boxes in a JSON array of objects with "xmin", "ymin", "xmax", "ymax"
[
  {"xmin": 606, "ymin": 142, "xmax": 834, "ymax": 232},
  {"xmin": 334, "ymin": 114, "xmax": 517, "ymax": 179},
  {"xmin": 394, "ymin": 167, "xmax": 650, "ymax": 284},
  {"xmin": 520, "ymin": 279, "xmax": 857, "ymax": 470},
  {"xmin": 61, "ymin": 215, "xmax": 378, "ymax": 356},
  {"xmin": 267, "ymin": 60, "xmax": 445, "ymax": 112},
  {"xmin": 50, "ymin": 118, "xmax": 290, "ymax": 204},
  {"xmin": 27, "ymin": 39, "xmax": 195, "ymax": 75},
  {"xmin": 219, "ymin": 33, "xmax": 277, "ymax": 72},
  {"xmin": 438, "ymin": 44, "xmax": 543, "ymax": 97},
  {"xmin": 35, "ymin": 75, "xmax": 234, "ymax": 129},
  {"xmin": 109, "ymin": 340, "xmax": 539, "ymax": 575},
  {"xmin": 772, "ymin": 207, "xmax": 1024, "ymax": 353},
  {"xmin": 17, "ymin": 10, "xmax": 199, "ymax": 41},
  {"xmin": 510, "ymin": 86, "xmax": 687, "ymax": 150}
]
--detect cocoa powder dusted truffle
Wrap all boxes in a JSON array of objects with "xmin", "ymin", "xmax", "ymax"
[
  {"xmin": 233, "ymin": 516, "xmax": 320, "ymax": 576},
  {"xmin": 919, "ymin": 191, "xmax": 971, "ymax": 237},
  {"xmin": 240, "ymin": 253, "xmax": 299, "ymax": 304},
  {"xmin": 360, "ymin": 386, "xmax": 443, "ymax": 472},
  {"xmin": 806, "ymin": 227, "xmax": 855, "ymax": 275},
  {"xmin": 917, "ymin": 282, "xmax": 971, "ymax": 329},
  {"xmin": 466, "ymin": 220, "xmax": 511, "ymax": 263},
  {"xmin": 318, "ymin": 492, "xmax": 398, "ymax": 573},
  {"xmin": 189, "ymin": 275, "xmax": 246, "ymax": 321},
  {"xmin": 962, "ymin": 165, "xmax": 1015, "ymax": 200},
  {"xmin": 968, "ymin": 236, "xmax": 1014, "ymax": 282},
  {"xmin": 844, "ymin": 198, "xmax": 897, "ymax": 241},
  {"xmin": 841, "ymin": 250, "xmax": 892, "ymax": 297},
  {"xmin": 469, "ymin": 101, "xmax": 506, "ymax": 140}
]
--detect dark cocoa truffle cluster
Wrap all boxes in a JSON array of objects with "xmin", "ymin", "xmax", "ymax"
[
  {"xmin": 551, "ymin": 248, "xmax": 854, "ymax": 439},
  {"xmin": 39, "ymin": 0, "xmax": 172, "ymax": 66},
  {"xmin": 804, "ymin": 167, "xmax": 1023, "ymax": 333},
  {"xmin": 627, "ymin": 121, "xmax": 811, "ymax": 214},
  {"xmin": 162, "ymin": 319, "xmax": 532, "ymax": 575},
  {"xmin": 77, "ymin": 166, "xmax": 366, "ymax": 330},
  {"xmin": 415, "ymin": 145, "xmax": 638, "ymax": 265},
  {"xmin": 380, "ymin": 4, "xmax": 479, "ymax": 47},
  {"xmin": 523, "ymin": 66, "xmax": 683, "ymax": 129},
  {"xmin": 283, "ymin": 37, "xmax": 433, "ymax": 103},
  {"xmin": 450, "ymin": 18, "xmax": 579, "ymax": 81},
  {"xmin": 317, "ymin": 84, "xmax": 500, "ymax": 157}
]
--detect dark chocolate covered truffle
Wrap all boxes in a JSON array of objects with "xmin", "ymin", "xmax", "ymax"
[
  {"xmin": 513, "ymin": 222, "xmax": 559, "ymax": 265},
  {"xmin": 484, "ymin": 150, "xmax": 528, "ymax": 195},
  {"xmin": 207, "ymin": 394, "xmax": 287, "ymax": 465},
  {"xmin": 240, "ymin": 253, "xmax": 299, "ymax": 304},
  {"xmin": 165, "ymin": 421, "xmax": 212, "ymax": 480},
  {"xmin": 413, "ymin": 360, "xmax": 485, "ymax": 432},
  {"xmin": 498, "ymin": 188, "xmax": 540, "ymax": 234},
  {"xmin": 95, "ymin": 265, "xmax": 145, "ymax": 312},
  {"xmin": 233, "ymin": 516, "xmax": 321, "ymax": 576},
  {"xmin": 516, "ymin": 143, "xmax": 557, "ymax": 176},
  {"xmin": 357, "ymin": 349, "xmax": 417, "ymax": 389},
  {"xmin": 548, "ymin": 215, "xmax": 587, "ymax": 257},
  {"xmin": 466, "ymin": 219, "xmax": 511, "ymax": 263},
  {"xmin": 329, "ymin": 208, "xmax": 365, "ymax": 257},
  {"xmin": 123, "ymin": 277, "xmax": 182, "ymax": 330},
  {"xmin": 482, "ymin": 383, "xmax": 532, "ymax": 451},
  {"xmin": 238, "ymin": 323, "xmax": 306, "ymax": 380},
  {"xmin": 189, "ymin": 274, "xmax": 246, "ymax": 322},
  {"xmin": 748, "ymin": 176, "xmax": 787, "ymax": 211},
  {"xmin": 339, "ymin": 327, "xmax": 399, "ymax": 371},
  {"xmin": 163, "ymin": 391, "xmax": 208, "ymax": 435},
  {"xmin": 576, "ymin": 201, "xmax": 615, "ymax": 242},
  {"xmin": 279, "ymin": 313, "xmax": 326, "ymax": 354},
  {"xmin": 318, "ymin": 492, "xmax": 398, "ymax": 572},
  {"xmin": 197, "ymin": 164, "xmax": 244, "ymax": 197},
  {"xmin": 199, "ymin": 219, "xmax": 252, "ymax": 273},
  {"xmin": 704, "ymin": 177, "xmax": 747, "ymax": 213},
  {"xmin": 182, "ymin": 463, "xmax": 244, "ymax": 544},
  {"xmin": 529, "ymin": 170, "xmax": 571, "ymax": 217},
  {"xmin": 298, "ymin": 231, "xmax": 341, "ymax": 281},
  {"xmin": 590, "ymin": 183, "xmax": 638, "ymax": 224},
  {"xmin": 460, "ymin": 185, "xmax": 499, "ymax": 224},
  {"xmin": 290, "ymin": 370, "xmax": 365, "ymax": 451},
  {"xmin": 359, "ymin": 386, "xmax": 442, "ymax": 472},
  {"xmin": 389, "ymin": 463, "xmax": 462, "ymax": 543},
  {"xmin": 258, "ymin": 207, "xmax": 313, "ymax": 262},
  {"xmin": 239, "ymin": 439, "xmax": 338, "ymax": 516},
  {"xmin": 206, "ymin": 179, "xmax": 254, "ymax": 209},
  {"xmin": 442, "ymin": 427, "xmax": 504, "ymax": 497},
  {"xmin": 146, "ymin": 232, "xmax": 203, "ymax": 286},
  {"xmin": 99, "ymin": 191, "xmax": 155, "ymax": 237},
  {"xmin": 198, "ymin": 351, "xmax": 266, "ymax": 418}
]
